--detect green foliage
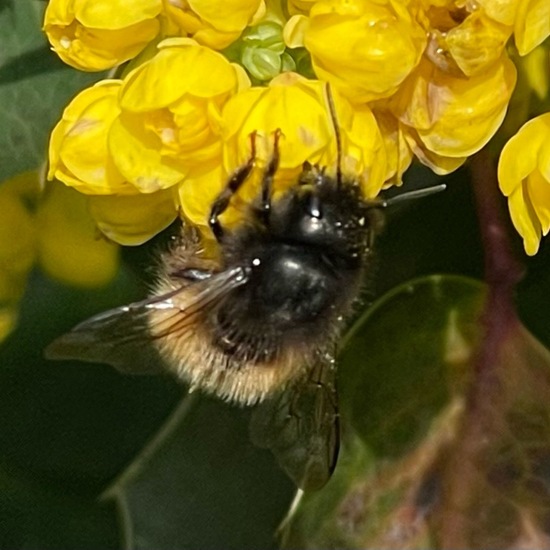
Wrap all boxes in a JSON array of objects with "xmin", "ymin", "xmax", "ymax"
[
  {"xmin": 340, "ymin": 275, "xmax": 485, "ymax": 456},
  {"xmin": 285, "ymin": 273, "xmax": 550, "ymax": 548},
  {"xmin": 0, "ymin": 0, "xmax": 98, "ymax": 181},
  {"xmin": 3, "ymin": 2, "xmax": 550, "ymax": 549}
]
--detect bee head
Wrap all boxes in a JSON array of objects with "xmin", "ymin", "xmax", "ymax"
[{"xmin": 267, "ymin": 169, "xmax": 374, "ymax": 264}]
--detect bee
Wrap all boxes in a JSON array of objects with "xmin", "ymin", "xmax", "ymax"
[{"xmin": 46, "ymin": 89, "xmax": 444, "ymax": 491}]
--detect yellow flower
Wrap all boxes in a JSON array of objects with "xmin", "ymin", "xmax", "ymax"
[
  {"xmin": 0, "ymin": 173, "xmax": 120, "ymax": 342},
  {"xmin": 48, "ymin": 80, "xmax": 133, "ymax": 195},
  {"xmin": 0, "ymin": 174, "xmax": 37, "ymax": 342},
  {"xmin": 514, "ymin": 0, "xmax": 550, "ymax": 55},
  {"xmin": 88, "ymin": 189, "xmax": 177, "ymax": 246},
  {"xmin": 163, "ymin": 0, "xmax": 266, "ymax": 49},
  {"xmin": 48, "ymin": 39, "xmax": 249, "ymax": 244},
  {"xmin": 422, "ymin": 0, "xmax": 549, "ymax": 61},
  {"xmin": 287, "ymin": 0, "xmax": 319, "ymax": 16},
  {"xmin": 522, "ymin": 45, "xmax": 550, "ymax": 100},
  {"xmin": 475, "ymin": 0, "xmax": 521, "ymax": 26},
  {"xmin": 402, "ymin": 125, "xmax": 467, "ymax": 175},
  {"xmin": 374, "ymin": 111, "xmax": 414, "ymax": 185},
  {"xmin": 345, "ymin": 106, "xmax": 388, "ymax": 198},
  {"xmin": 498, "ymin": 113, "xmax": 550, "ymax": 255},
  {"xmin": 110, "ymin": 38, "xmax": 250, "ymax": 193},
  {"xmin": 43, "ymin": 0, "xmax": 162, "ymax": 71},
  {"xmin": 177, "ymin": 164, "xmax": 226, "ymax": 231},
  {"xmin": 475, "ymin": 0, "xmax": 550, "ymax": 56},
  {"xmin": 424, "ymin": 10, "xmax": 512, "ymax": 77},
  {"xmin": 181, "ymin": 72, "xmax": 387, "ymax": 230},
  {"xmin": 285, "ymin": 0, "xmax": 426, "ymax": 102},
  {"xmin": 391, "ymin": 54, "xmax": 517, "ymax": 159},
  {"xmin": 48, "ymin": 79, "xmax": 178, "ymax": 245},
  {"xmin": 36, "ymin": 183, "xmax": 119, "ymax": 287}
]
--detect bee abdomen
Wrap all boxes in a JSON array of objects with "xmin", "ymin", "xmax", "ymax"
[{"xmin": 211, "ymin": 311, "xmax": 280, "ymax": 366}]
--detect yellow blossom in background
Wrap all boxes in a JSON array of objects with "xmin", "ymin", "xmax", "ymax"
[
  {"xmin": 0, "ymin": 173, "xmax": 119, "ymax": 342},
  {"xmin": 43, "ymin": 0, "xmax": 162, "ymax": 71},
  {"xmin": 0, "ymin": 174, "xmax": 36, "ymax": 342},
  {"xmin": 284, "ymin": 0, "xmax": 426, "ymax": 102},
  {"xmin": 163, "ymin": 0, "xmax": 266, "ymax": 49},
  {"xmin": 36, "ymin": 184, "xmax": 119, "ymax": 287},
  {"xmin": 498, "ymin": 113, "xmax": 550, "ymax": 255}
]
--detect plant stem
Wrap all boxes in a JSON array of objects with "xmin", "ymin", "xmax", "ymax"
[{"xmin": 439, "ymin": 150, "xmax": 524, "ymax": 547}]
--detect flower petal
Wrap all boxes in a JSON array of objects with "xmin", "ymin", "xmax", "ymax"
[
  {"xmin": 395, "ymin": 55, "xmax": 517, "ymax": 157},
  {"xmin": 476, "ymin": 0, "xmax": 521, "ymax": 26},
  {"xmin": 120, "ymin": 39, "xmax": 243, "ymax": 111},
  {"xmin": 187, "ymin": 0, "xmax": 262, "ymax": 33},
  {"xmin": 515, "ymin": 0, "xmax": 550, "ymax": 55},
  {"xmin": 73, "ymin": 0, "xmax": 162, "ymax": 29},
  {"xmin": 508, "ymin": 184, "xmax": 541, "ymax": 255},
  {"xmin": 109, "ymin": 111, "xmax": 187, "ymax": 192},
  {"xmin": 528, "ymin": 169, "xmax": 550, "ymax": 236},
  {"xmin": 498, "ymin": 113, "xmax": 550, "ymax": 196},
  {"xmin": 88, "ymin": 188, "xmax": 177, "ymax": 245},
  {"xmin": 304, "ymin": 0, "xmax": 426, "ymax": 102},
  {"xmin": 44, "ymin": 1, "xmax": 160, "ymax": 71},
  {"xmin": 444, "ymin": 12, "xmax": 511, "ymax": 76},
  {"xmin": 49, "ymin": 80, "xmax": 133, "ymax": 194}
]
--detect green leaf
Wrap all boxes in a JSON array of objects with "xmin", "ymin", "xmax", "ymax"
[
  {"xmin": 0, "ymin": 462, "xmax": 119, "ymax": 550},
  {"xmin": 283, "ymin": 275, "xmax": 486, "ymax": 548},
  {"xmin": 284, "ymin": 272, "xmax": 550, "ymax": 549},
  {"xmin": 0, "ymin": 267, "xmax": 184, "ymax": 548},
  {"xmin": 103, "ymin": 395, "xmax": 295, "ymax": 550},
  {"xmin": 340, "ymin": 274, "xmax": 486, "ymax": 456},
  {"xmin": 0, "ymin": 0, "xmax": 100, "ymax": 181}
]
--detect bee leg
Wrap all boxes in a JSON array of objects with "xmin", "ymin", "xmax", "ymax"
[
  {"xmin": 259, "ymin": 129, "xmax": 282, "ymax": 226},
  {"xmin": 209, "ymin": 131, "xmax": 257, "ymax": 241}
]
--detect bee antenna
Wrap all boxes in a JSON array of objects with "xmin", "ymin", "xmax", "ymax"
[
  {"xmin": 325, "ymin": 84, "xmax": 342, "ymax": 190},
  {"xmin": 377, "ymin": 183, "xmax": 447, "ymax": 208}
]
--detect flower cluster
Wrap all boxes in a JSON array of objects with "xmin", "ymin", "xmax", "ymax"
[{"xmin": 44, "ymin": 0, "xmax": 550, "ymax": 253}]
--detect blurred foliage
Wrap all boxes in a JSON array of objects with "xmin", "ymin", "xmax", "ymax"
[
  {"xmin": 286, "ymin": 278, "xmax": 550, "ymax": 548},
  {"xmin": 2, "ymin": 1, "xmax": 550, "ymax": 549}
]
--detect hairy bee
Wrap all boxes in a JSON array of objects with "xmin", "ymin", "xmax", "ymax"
[{"xmin": 46, "ymin": 97, "xmax": 443, "ymax": 490}]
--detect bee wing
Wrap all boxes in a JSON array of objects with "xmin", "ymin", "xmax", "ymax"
[
  {"xmin": 45, "ymin": 267, "xmax": 249, "ymax": 374},
  {"xmin": 250, "ymin": 355, "xmax": 339, "ymax": 491}
]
